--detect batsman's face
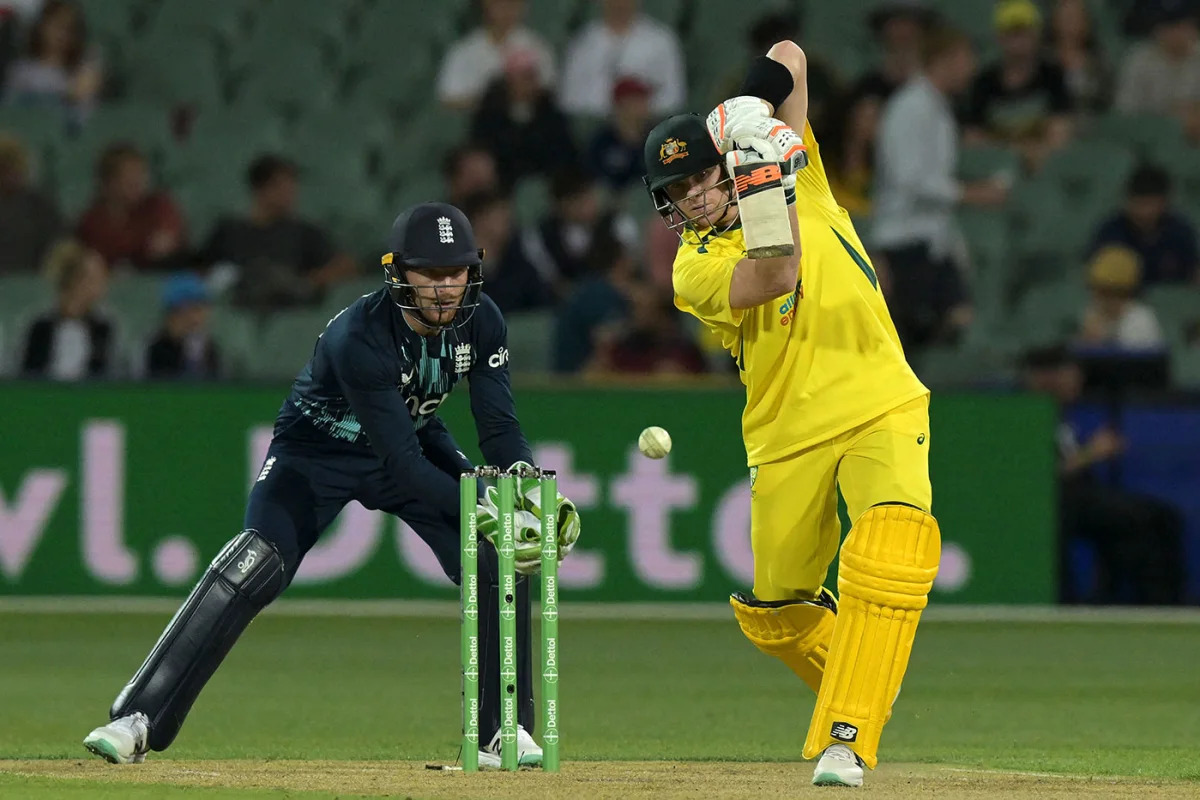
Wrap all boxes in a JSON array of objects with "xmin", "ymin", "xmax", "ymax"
[
  {"xmin": 666, "ymin": 165, "xmax": 736, "ymax": 228},
  {"xmin": 407, "ymin": 266, "xmax": 469, "ymax": 326}
]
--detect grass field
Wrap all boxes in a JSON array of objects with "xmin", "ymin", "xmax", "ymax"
[{"xmin": 1, "ymin": 603, "xmax": 1199, "ymax": 798}]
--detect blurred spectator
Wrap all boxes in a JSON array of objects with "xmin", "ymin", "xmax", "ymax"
[
  {"xmin": 465, "ymin": 190, "xmax": 552, "ymax": 313},
  {"xmin": 559, "ymin": 0, "xmax": 685, "ymax": 117},
  {"xmin": 1088, "ymin": 164, "xmax": 1199, "ymax": 285},
  {"xmin": 823, "ymin": 95, "xmax": 880, "ymax": 216},
  {"xmin": 591, "ymin": 284, "xmax": 705, "ymax": 376},
  {"xmin": 443, "ymin": 143, "xmax": 499, "ymax": 208},
  {"xmin": 588, "ymin": 76, "xmax": 652, "ymax": 191},
  {"xmin": 2, "ymin": 0, "xmax": 102, "ymax": 123},
  {"xmin": 0, "ymin": 131, "xmax": 62, "ymax": 274},
  {"xmin": 200, "ymin": 155, "xmax": 357, "ymax": 310},
  {"xmin": 470, "ymin": 48, "xmax": 578, "ymax": 188},
  {"xmin": 1022, "ymin": 345, "xmax": 1185, "ymax": 605},
  {"xmin": 1115, "ymin": 0, "xmax": 1200, "ymax": 141},
  {"xmin": 1076, "ymin": 246, "xmax": 1165, "ymax": 350},
  {"xmin": 0, "ymin": 4, "xmax": 18, "ymax": 89},
  {"xmin": 850, "ymin": 0, "xmax": 936, "ymax": 108},
  {"xmin": 1047, "ymin": 0, "xmax": 1111, "ymax": 114},
  {"xmin": 19, "ymin": 240, "xmax": 113, "ymax": 379},
  {"xmin": 873, "ymin": 27, "xmax": 1008, "ymax": 351},
  {"xmin": 642, "ymin": 210, "xmax": 678, "ymax": 292},
  {"xmin": 965, "ymin": 0, "xmax": 1073, "ymax": 169},
  {"xmin": 525, "ymin": 168, "xmax": 614, "ymax": 296},
  {"xmin": 716, "ymin": 11, "xmax": 841, "ymax": 134},
  {"xmin": 76, "ymin": 143, "xmax": 187, "ymax": 271},
  {"xmin": 437, "ymin": 0, "xmax": 555, "ymax": 111},
  {"xmin": 143, "ymin": 272, "xmax": 220, "ymax": 380},
  {"xmin": 553, "ymin": 231, "xmax": 636, "ymax": 373}
]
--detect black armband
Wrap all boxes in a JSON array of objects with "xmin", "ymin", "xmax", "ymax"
[{"xmin": 739, "ymin": 56, "xmax": 794, "ymax": 110}]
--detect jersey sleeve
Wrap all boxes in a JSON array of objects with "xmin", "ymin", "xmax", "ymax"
[
  {"xmin": 792, "ymin": 120, "xmax": 837, "ymax": 210},
  {"xmin": 672, "ymin": 246, "xmax": 744, "ymax": 330},
  {"xmin": 468, "ymin": 297, "xmax": 534, "ymax": 469},
  {"xmin": 328, "ymin": 328, "xmax": 460, "ymax": 519}
]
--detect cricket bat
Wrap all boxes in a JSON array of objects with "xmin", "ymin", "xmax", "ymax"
[{"xmin": 732, "ymin": 161, "xmax": 794, "ymax": 259}]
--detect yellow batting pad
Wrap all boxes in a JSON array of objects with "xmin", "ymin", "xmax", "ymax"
[
  {"xmin": 730, "ymin": 591, "xmax": 836, "ymax": 694},
  {"xmin": 803, "ymin": 505, "xmax": 940, "ymax": 768}
]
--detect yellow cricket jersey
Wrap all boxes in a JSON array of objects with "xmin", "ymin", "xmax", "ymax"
[{"xmin": 672, "ymin": 121, "xmax": 928, "ymax": 466}]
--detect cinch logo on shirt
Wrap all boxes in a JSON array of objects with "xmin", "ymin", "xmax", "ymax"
[{"xmin": 778, "ymin": 282, "xmax": 803, "ymax": 326}]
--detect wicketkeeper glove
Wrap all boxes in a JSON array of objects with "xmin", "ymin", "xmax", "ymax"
[
  {"xmin": 477, "ymin": 494, "xmax": 545, "ymax": 577},
  {"xmin": 521, "ymin": 484, "xmax": 581, "ymax": 561}
]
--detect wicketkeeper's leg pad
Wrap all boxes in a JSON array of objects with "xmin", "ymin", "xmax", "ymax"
[
  {"xmin": 803, "ymin": 504, "xmax": 940, "ymax": 768},
  {"xmin": 730, "ymin": 588, "xmax": 837, "ymax": 694},
  {"xmin": 110, "ymin": 530, "xmax": 286, "ymax": 750}
]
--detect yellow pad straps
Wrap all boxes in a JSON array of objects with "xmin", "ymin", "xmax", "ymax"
[
  {"xmin": 729, "ymin": 590, "xmax": 836, "ymax": 694},
  {"xmin": 803, "ymin": 505, "xmax": 940, "ymax": 768}
]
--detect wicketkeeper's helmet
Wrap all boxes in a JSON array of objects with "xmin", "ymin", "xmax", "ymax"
[{"xmin": 381, "ymin": 202, "xmax": 484, "ymax": 329}]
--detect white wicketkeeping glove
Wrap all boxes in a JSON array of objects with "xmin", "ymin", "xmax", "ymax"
[
  {"xmin": 706, "ymin": 96, "xmax": 773, "ymax": 154},
  {"xmin": 522, "ymin": 485, "xmax": 580, "ymax": 562},
  {"xmin": 477, "ymin": 486, "xmax": 541, "ymax": 574},
  {"xmin": 478, "ymin": 501, "xmax": 544, "ymax": 576}
]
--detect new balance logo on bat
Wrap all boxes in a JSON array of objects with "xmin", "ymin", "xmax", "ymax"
[{"xmin": 734, "ymin": 164, "xmax": 782, "ymax": 197}]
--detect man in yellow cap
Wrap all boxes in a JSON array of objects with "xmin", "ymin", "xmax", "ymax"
[
  {"xmin": 1077, "ymin": 246, "xmax": 1165, "ymax": 350},
  {"xmin": 965, "ymin": 0, "xmax": 1074, "ymax": 166}
]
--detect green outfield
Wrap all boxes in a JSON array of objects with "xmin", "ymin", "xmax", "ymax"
[{"xmin": 1, "ymin": 606, "xmax": 1199, "ymax": 798}]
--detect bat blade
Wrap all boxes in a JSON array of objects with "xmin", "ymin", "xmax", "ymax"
[{"xmin": 733, "ymin": 162, "xmax": 793, "ymax": 259}]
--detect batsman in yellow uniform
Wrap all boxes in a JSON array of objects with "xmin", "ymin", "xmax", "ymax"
[{"xmin": 642, "ymin": 41, "xmax": 940, "ymax": 788}]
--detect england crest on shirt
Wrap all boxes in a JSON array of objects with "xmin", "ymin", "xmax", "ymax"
[{"xmin": 454, "ymin": 343, "xmax": 472, "ymax": 374}]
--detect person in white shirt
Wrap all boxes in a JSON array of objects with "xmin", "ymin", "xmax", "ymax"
[
  {"xmin": 872, "ymin": 27, "xmax": 1008, "ymax": 350},
  {"xmin": 436, "ymin": 0, "xmax": 555, "ymax": 110},
  {"xmin": 1114, "ymin": 0, "xmax": 1200, "ymax": 139},
  {"xmin": 19, "ymin": 240, "xmax": 115, "ymax": 380},
  {"xmin": 1077, "ymin": 246, "xmax": 1165, "ymax": 350},
  {"xmin": 558, "ymin": 0, "xmax": 685, "ymax": 116}
]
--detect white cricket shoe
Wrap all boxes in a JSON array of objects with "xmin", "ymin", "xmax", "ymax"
[
  {"xmin": 478, "ymin": 725, "xmax": 543, "ymax": 768},
  {"xmin": 812, "ymin": 743, "xmax": 864, "ymax": 787},
  {"xmin": 83, "ymin": 712, "xmax": 150, "ymax": 764}
]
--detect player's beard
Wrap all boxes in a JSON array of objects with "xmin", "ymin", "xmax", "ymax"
[{"xmin": 414, "ymin": 286, "xmax": 465, "ymax": 328}]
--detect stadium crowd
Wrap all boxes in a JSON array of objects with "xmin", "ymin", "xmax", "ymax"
[{"xmin": 0, "ymin": 0, "xmax": 1198, "ymax": 386}]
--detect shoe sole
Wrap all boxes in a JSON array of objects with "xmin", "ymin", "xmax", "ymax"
[
  {"xmin": 83, "ymin": 737, "xmax": 123, "ymax": 765},
  {"xmin": 477, "ymin": 753, "xmax": 543, "ymax": 770},
  {"xmin": 812, "ymin": 769, "xmax": 863, "ymax": 787}
]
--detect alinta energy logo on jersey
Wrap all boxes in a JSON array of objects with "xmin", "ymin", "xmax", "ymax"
[{"xmin": 778, "ymin": 282, "xmax": 804, "ymax": 326}]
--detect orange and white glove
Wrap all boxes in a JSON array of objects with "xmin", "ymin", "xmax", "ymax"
[
  {"xmin": 726, "ymin": 117, "xmax": 807, "ymax": 191},
  {"xmin": 706, "ymin": 96, "xmax": 773, "ymax": 154}
]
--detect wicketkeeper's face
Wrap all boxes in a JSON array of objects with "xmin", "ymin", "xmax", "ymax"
[
  {"xmin": 665, "ymin": 164, "xmax": 737, "ymax": 229},
  {"xmin": 406, "ymin": 266, "xmax": 469, "ymax": 326}
]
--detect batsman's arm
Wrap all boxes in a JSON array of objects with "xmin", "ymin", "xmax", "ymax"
[
  {"xmin": 728, "ymin": 205, "xmax": 801, "ymax": 309},
  {"xmin": 331, "ymin": 333, "xmax": 460, "ymax": 518},
  {"xmin": 763, "ymin": 40, "xmax": 808, "ymax": 135}
]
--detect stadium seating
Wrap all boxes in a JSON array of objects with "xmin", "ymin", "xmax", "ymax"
[
  {"xmin": 2, "ymin": 0, "xmax": 1197, "ymax": 392},
  {"xmin": 505, "ymin": 310, "xmax": 554, "ymax": 375},
  {"xmin": 1013, "ymin": 277, "xmax": 1090, "ymax": 347},
  {"xmin": 1146, "ymin": 285, "xmax": 1200, "ymax": 349},
  {"xmin": 249, "ymin": 310, "xmax": 328, "ymax": 381}
]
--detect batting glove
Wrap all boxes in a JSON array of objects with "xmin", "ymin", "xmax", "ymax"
[{"xmin": 707, "ymin": 96, "xmax": 773, "ymax": 154}]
